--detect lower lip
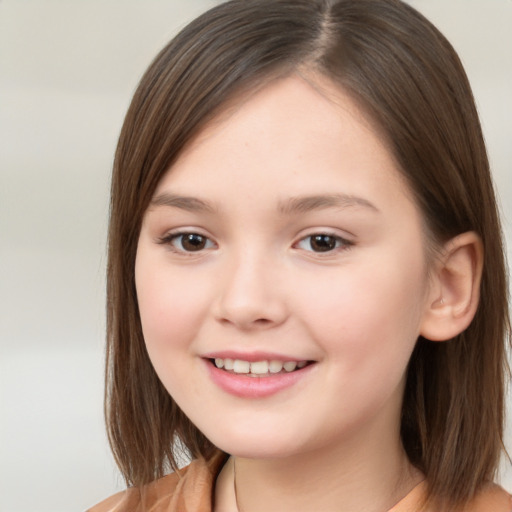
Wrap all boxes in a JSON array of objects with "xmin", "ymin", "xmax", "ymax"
[{"xmin": 204, "ymin": 359, "xmax": 315, "ymax": 398}]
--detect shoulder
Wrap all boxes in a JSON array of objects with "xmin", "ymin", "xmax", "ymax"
[
  {"xmin": 86, "ymin": 453, "xmax": 227, "ymax": 512},
  {"xmin": 86, "ymin": 470, "xmax": 183, "ymax": 512},
  {"xmin": 464, "ymin": 483, "xmax": 512, "ymax": 512},
  {"xmin": 388, "ymin": 480, "xmax": 511, "ymax": 512}
]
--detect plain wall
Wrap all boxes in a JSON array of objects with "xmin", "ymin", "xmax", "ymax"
[{"xmin": 0, "ymin": 1, "xmax": 510, "ymax": 511}]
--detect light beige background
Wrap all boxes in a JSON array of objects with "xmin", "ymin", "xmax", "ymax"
[{"xmin": 0, "ymin": 1, "xmax": 510, "ymax": 511}]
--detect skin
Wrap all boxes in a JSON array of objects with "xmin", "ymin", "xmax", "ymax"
[{"xmin": 135, "ymin": 75, "xmax": 439, "ymax": 512}]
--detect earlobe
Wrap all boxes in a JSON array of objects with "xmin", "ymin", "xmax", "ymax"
[{"xmin": 420, "ymin": 232, "xmax": 483, "ymax": 342}]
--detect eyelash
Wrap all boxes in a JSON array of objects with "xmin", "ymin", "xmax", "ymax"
[
  {"xmin": 294, "ymin": 232, "xmax": 354, "ymax": 254},
  {"xmin": 157, "ymin": 231, "xmax": 216, "ymax": 254},
  {"xmin": 157, "ymin": 231, "xmax": 353, "ymax": 255}
]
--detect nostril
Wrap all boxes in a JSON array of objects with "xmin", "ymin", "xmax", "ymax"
[
  {"xmin": 254, "ymin": 318, "xmax": 271, "ymax": 325},
  {"xmin": 214, "ymin": 295, "xmax": 288, "ymax": 329}
]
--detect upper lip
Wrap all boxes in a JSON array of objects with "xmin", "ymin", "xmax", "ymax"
[{"xmin": 202, "ymin": 350, "xmax": 311, "ymax": 362}]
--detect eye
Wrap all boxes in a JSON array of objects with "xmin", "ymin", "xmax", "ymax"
[
  {"xmin": 296, "ymin": 233, "xmax": 351, "ymax": 253},
  {"xmin": 160, "ymin": 232, "xmax": 215, "ymax": 252}
]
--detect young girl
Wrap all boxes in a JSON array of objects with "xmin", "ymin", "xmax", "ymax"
[{"xmin": 89, "ymin": 1, "xmax": 511, "ymax": 511}]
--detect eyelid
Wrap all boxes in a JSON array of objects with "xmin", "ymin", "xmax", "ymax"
[
  {"xmin": 156, "ymin": 229, "xmax": 217, "ymax": 254},
  {"xmin": 155, "ymin": 228, "xmax": 353, "ymax": 255},
  {"xmin": 293, "ymin": 230, "xmax": 354, "ymax": 253}
]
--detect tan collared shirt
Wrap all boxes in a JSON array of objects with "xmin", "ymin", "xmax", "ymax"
[{"xmin": 88, "ymin": 454, "xmax": 512, "ymax": 512}]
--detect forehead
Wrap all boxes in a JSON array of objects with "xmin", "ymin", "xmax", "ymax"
[
  {"xmin": 154, "ymin": 74, "xmax": 411, "ymax": 208},
  {"xmin": 177, "ymin": 72, "xmax": 383, "ymax": 160}
]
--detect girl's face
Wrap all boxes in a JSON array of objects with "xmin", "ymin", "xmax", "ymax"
[{"xmin": 135, "ymin": 75, "xmax": 434, "ymax": 460}]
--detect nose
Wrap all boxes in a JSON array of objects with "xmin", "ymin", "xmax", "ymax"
[{"xmin": 213, "ymin": 250, "xmax": 288, "ymax": 331}]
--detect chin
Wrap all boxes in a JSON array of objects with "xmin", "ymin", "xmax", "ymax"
[{"xmin": 205, "ymin": 428, "xmax": 309, "ymax": 460}]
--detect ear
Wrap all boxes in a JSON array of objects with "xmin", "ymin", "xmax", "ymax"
[{"xmin": 420, "ymin": 232, "xmax": 483, "ymax": 342}]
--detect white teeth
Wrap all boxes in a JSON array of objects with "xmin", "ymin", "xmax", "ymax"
[
  {"xmin": 283, "ymin": 361, "xmax": 298, "ymax": 372},
  {"xmin": 213, "ymin": 357, "xmax": 308, "ymax": 375},
  {"xmin": 269, "ymin": 360, "xmax": 284, "ymax": 373},
  {"xmin": 233, "ymin": 359, "xmax": 250, "ymax": 374},
  {"xmin": 250, "ymin": 361, "xmax": 269, "ymax": 374}
]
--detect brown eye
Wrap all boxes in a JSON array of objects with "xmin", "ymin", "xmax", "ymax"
[
  {"xmin": 309, "ymin": 234, "xmax": 338, "ymax": 252},
  {"xmin": 296, "ymin": 233, "xmax": 351, "ymax": 253},
  {"xmin": 169, "ymin": 233, "xmax": 214, "ymax": 252}
]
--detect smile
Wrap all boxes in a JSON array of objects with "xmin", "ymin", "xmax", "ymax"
[
  {"xmin": 204, "ymin": 355, "xmax": 316, "ymax": 398},
  {"xmin": 212, "ymin": 358, "xmax": 309, "ymax": 377}
]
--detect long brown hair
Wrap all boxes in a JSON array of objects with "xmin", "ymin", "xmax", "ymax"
[{"xmin": 105, "ymin": 0, "xmax": 510, "ymax": 507}]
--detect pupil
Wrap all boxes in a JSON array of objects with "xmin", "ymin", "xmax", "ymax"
[
  {"xmin": 311, "ymin": 235, "xmax": 336, "ymax": 252},
  {"xmin": 183, "ymin": 234, "xmax": 205, "ymax": 251}
]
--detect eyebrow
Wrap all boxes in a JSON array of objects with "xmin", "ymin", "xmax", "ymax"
[
  {"xmin": 149, "ymin": 192, "xmax": 379, "ymax": 215},
  {"xmin": 150, "ymin": 192, "xmax": 217, "ymax": 213},
  {"xmin": 278, "ymin": 194, "xmax": 379, "ymax": 215}
]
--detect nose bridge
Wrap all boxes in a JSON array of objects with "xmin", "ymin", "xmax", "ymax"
[{"xmin": 215, "ymin": 242, "xmax": 287, "ymax": 329}]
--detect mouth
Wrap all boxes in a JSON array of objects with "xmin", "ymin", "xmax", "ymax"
[
  {"xmin": 208, "ymin": 357, "xmax": 313, "ymax": 377},
  {"xmin": 204, "ymin": 354, "xmax": 316, "ymax": 398}
]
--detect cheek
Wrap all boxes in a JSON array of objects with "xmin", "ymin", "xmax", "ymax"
[
  {"xmin": 297, "ymin": 252, "xmax": 427, "ymax": 378},
  {"xmin": 135, "ymin": 254, "xmax": 209, "ymax": 353},
  {"xmin": 134, "ymin": 254, "xmax": 212, "ymax": 401}
]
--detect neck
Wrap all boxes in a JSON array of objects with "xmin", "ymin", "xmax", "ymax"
[{"xmin": 217, "ymin": 423, "xmax": 423, "ymax": 512}]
